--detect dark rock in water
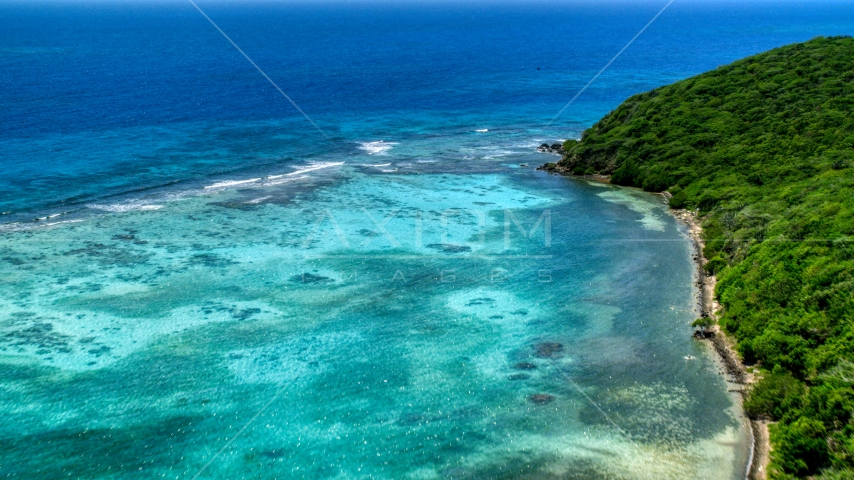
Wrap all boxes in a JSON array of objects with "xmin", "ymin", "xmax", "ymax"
[
  {"xmin": 112, "ymin": 234, "xmax": 135, "ymax": 241},
  {"xmin": 87, "ymin": 345, "xmax": 111, "ymax": 357},
  {"xmin": 426, "ymin": 243, "xmax": 472, "ymax": 253},
  {"xmin": 529, "ymin": 393, "xmax": 555, "ymax": 405},
  {"xmin": 189, "ymin": 253, "xmax": 237, "ymax": 268},
  {"xmin": 3, "ymin": 320, "xmax": 73, "ymax": 354},
  {"xmin": 209, "ymin": 201, "xmax": 259, "ymax": 211},
  {"xmin": 514, "ymin": 362, "xmax": 537, "ymax": 370},
  {"xmin": 509, "ymin": 373, "xmax": 530, "ymax": 381},
  {"xmin": 465, "ymin": 297, "xmax": 495, "ymax": 307},
  {"xmin": 535, "ymin": 342, "xmax": 564, "ymax": 358},
  {"xmin": 290, "ymin": 273, "xmax": 334, "ymax": 284},
  {"xmin": 693, "ymin": 330, "xmax": 716, "ymax": 339},
  {"xmin": 2, "ymin": 256, "xmax": 25, "ymax": 266},
  {"xmin": 536, "ymin": 142, "xmax": 565, "ymax": 155},
  {"xmin": 260, "ymin": 449, "xmax": 287, "ymax": 459},
  {"xmin": 232, "ymin": 307, "xmax": 262, "ymax": 321},
  {"xmin": 64, "ymin": 242, "xmax": 152, "ymax": 266}
]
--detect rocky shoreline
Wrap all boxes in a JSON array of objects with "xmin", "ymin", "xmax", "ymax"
[
  {"xmin": 535, "ymin": 159, "xmax": 613, "ymax": 183},
  {"xmin": 536, "ymin": 142, "xmax": 566, "ymax": 155},
  {"xmin": 536, "ymin": 151, "xmax": 770, "ymax": 480},
  {"xmin": 670, "ymin": 208, "xmax": 770, "ymax": 480}
]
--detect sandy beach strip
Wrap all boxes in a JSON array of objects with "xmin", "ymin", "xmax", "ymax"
[{"xmin": 669, "ymin": 207, "xmax": 770, "ymax": 480}]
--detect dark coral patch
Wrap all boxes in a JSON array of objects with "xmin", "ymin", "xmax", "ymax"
[
  {"xmin": 514, "ymin": 362, "xmax": 537, "ymax": 371},
  {"xmin": 426, "ymin": 243, "xmax": 471, "ymax": 253},
  {"xmin": 528, "ymin": 394, "xmax": 555, "ymax": 405},
  {"xmin": 188, "ymin": 253, "xmax": 236, "ymax": 268},
  {"xmin": 535, "ymin": 342, "xmax": 564, "ymax": 358},
  {"xmin": 290, "ymin": 273, "xmax": 334, "ymax": 284}
]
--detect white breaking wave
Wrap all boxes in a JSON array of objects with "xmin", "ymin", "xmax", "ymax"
[
  {"xmin": 204, "ymin": 178, "xmax": 261, "ymax": 189},
  {"xmin": 267, "ymin": 161, "xmax": 344, "ymax": 179},
  {"xmin": 480, "ymin": 147, "xmax": 516, "ymax": 159},
  {"xmin": 358, "ymin": 141, "xmax": 396, "ymax": 155},
  {"xmin": 29, "ymin": 213, "xmax": 67, "ymax": 222},
  {"xmin": 0, "ymin": 219, "xmax": 83, "ymax": 233},
  {"xmin": 264, "ymin": 175, "xmax": 307, "ymax": 186},
  {"xmin": 88, "ymin": 202, "xmax": 164, "ymax": 212},
  {"xmin": 245, "ymin": 196, "xmax": 272, "ymax": 204},
  {"xmin": 0, "ymin": 222, "xmax": 21, "ymax": 232},
  {"xmin": 43, "ymin": 219, "xmax": 84, "ymax": 227},
  {"xmin": 362, "ymin": 163, "xmax": 392, "ymax": 167},
  {"xmin": 475, "ymin": 129, "xmax": 488, "ymax": 133},
  {"xmin": 203, "ymin": 162, "xmax": 343, "ymax": 191}
]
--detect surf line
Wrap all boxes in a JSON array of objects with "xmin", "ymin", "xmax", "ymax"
[
  {"xmin": 204, "ymin": 162, "xmax": 345, "ymax": 190},
  {"xmin": 267, "ymin": 161, "xmax": 345, "ymax": 179}
]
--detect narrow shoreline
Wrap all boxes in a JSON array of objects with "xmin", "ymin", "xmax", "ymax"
[
  {"xmin": 541, "ymin": 164, "xmax": 771, "ymax": 478},
  {"xmin": 668, "ymin": 207, "xmax": 770, "ymax": 480}
]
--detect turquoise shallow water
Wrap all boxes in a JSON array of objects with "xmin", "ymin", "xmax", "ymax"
[
  {"xmin": 8, "ymin": 0, "xmax": 849, "ymax": 476},
  {"xmin": 0, "ymin": 149, "xmax": 749, "ymax": 478}
]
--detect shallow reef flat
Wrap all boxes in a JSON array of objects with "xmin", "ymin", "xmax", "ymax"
[{"xmin": 0, "ymin": 165, "xmax": 748, "ymax": 479}]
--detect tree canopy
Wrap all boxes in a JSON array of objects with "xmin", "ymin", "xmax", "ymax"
[{"xmin": 560, "ymin": 36, "xmax": 854, "ymax": 478}]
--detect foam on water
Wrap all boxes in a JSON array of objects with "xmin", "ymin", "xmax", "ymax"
[
  {"xmin": 88, "ymin": 202, "xmax": 165, "ymax": 212},
  {"xmin": 246, "ymin": 195, "xmax": 273, "ymax": 204},
  {"xmin": 204, "ymin": 178, "xmax": 262, "ymax": 189},
  {"xmin": 267, "ymin": 161, "xmax": 345, "ymax": 179},
  {"xmin": 201, "ymin": 163, "xmax": 345, "ymax": 192},
  {"xmin": 264, "ymin": 175, "xmax": 308, "ymax": 186},
  {"xmin": 358, "ymin": 141, "xmax": 396, "ymax": 155}
]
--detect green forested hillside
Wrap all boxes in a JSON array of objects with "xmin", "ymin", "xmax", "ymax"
[{"xmin": 558, "ymin": 36, "xmax": 854, "ymax": 478}]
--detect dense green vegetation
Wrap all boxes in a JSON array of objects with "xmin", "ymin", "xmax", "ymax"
[{"xmin": 558, "ymin": 36, "xmax": 854, "ymax": 478}]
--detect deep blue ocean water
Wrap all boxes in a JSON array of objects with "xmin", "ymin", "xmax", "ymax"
[
  {"xmin": 3, "ymin": 0, "xmax": 854, "ymax": 221},
  {"xmin": 1, "ymin": 1, "xmax": 853, "ymax": 478}
]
